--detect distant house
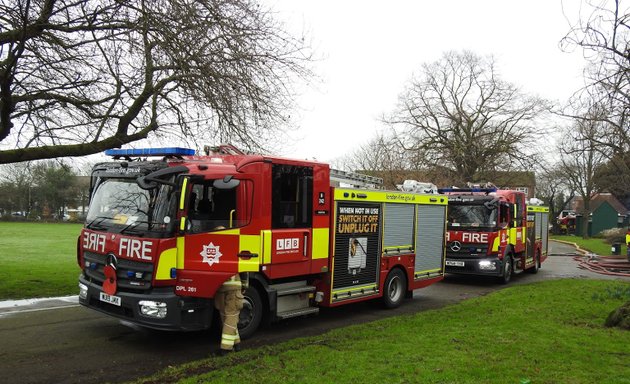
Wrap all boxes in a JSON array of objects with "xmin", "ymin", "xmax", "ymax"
[{"xmin": 569, "ymin": 193, "xmax": 629, "ymax": 236}]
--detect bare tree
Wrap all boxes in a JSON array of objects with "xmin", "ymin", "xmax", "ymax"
[
  {"xmin": 384, "ymin": 51, "xmax": 550, "ymax": 183},
  {"xmin": 558, "ymin": 107, "xmax": 610, "ymax": 238},
  {"xmin": 333, "ymin": 130, "xmax": 466, "ymax": 189},
  {"xmin": 0, "ymin": 0, "xmax": 312, "ymax": 164},
  {"xmin": 562, "ymin": 0, "xmax": 630, "ymax": 152},
  {"xmin": 593, "ymin": 151, "xmax": 630, "ymax": 205},
  {"xmin": 536, "ymin": 164, "xmax": 575, "ymax": 233},
  {"xmin": 332, "ymin": 132, "xmax": 409, "ymax": 188}
]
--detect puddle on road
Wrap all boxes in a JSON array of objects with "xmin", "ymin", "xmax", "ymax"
[{"xmin": 0, "ymin": 295, "xmax": 78, "ymax": 310}]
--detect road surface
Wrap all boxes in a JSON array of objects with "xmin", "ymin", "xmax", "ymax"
[{"xmin": 0, "ymin": 241, "xmax": 624, "ymax": 384}]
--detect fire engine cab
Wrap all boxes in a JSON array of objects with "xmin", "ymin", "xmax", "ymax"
[
  {"xmin": 78, "ymin": 146, "xmax": 448, "ymax": 337},
  {"xmin": 439, "ymin": 186, "xmax": 549, "ymax": 284}
]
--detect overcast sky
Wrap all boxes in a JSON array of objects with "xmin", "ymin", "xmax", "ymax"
[{"xmin": 267, "ymin": 0, "xmax": 588, "ymax": 163}]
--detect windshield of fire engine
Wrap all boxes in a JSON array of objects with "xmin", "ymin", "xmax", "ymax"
[
  {"xmin": 447, "ymin": 203, "xmax": 497, "ymax": 229},
  {"xmin": 86, "ymin": 178, "xmax": 175, "ymax": 236}
]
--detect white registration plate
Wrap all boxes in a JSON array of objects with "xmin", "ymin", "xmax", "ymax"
[
  {"xmin": 99, "ymin": 292, "xmax": 121, "ymax": 306},
  {"xmin": 446, "ymin": 260, "xmax": 465, "ymax": 267}
]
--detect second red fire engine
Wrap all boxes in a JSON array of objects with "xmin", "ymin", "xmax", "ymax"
[{"xmin": 439, "ymin": 186, "xmax": 549, "ymax": 283}]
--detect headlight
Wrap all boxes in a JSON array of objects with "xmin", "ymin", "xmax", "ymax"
[
  {"xmin": 139, "ymin": 300, "xmax": 168, "ymax": 319},
  {"xmin": 79, "ymin": 283, "xmax": 88, "ymax": 299},
  {"xmin": 478, "ymin": 260, "xmax": 497, "ymax": 271}
]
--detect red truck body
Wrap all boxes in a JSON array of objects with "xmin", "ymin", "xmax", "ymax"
[{"xmin": 78, "ymin": 147, "xmax": 448, "ymax": 336}]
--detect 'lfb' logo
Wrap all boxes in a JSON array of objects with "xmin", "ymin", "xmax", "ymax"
[{"xmin": 276, "ymin": 238, "xmax": 299, "ymax": 251}]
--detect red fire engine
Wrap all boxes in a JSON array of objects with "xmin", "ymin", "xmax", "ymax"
[
  {"xmin": 78, "ymin": 146, "xmax": 448, "ymax": 337},
  {"xmin": 439, "ymin": 186, "xmax": 549, "ymax": 284}
]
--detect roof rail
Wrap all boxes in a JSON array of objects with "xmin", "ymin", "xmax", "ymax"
[{"xmin": 330, "ymin": 169, "xmax": 383, "ymax": 189}]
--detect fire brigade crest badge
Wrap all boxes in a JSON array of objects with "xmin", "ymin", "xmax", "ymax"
[{"xmin": 200, "ymin": 242, "xmax": 222, "ymax": 267}]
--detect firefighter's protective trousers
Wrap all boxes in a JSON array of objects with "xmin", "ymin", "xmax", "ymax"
[{"xmin": 214, "ymin": 275, "xmax": 244, "ymax": 351}]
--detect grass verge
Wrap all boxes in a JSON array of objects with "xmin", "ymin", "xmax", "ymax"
[
  {"xmin": 133, "ymin": 279, "xmax": 630, "ymax": 384},
  {"xmin": 551, "ymin": 235, "xmax": 624, "ymax": 256},
  {"xmin": 0, "ymin": 221, "xmax": 82, "ymax": 300}
]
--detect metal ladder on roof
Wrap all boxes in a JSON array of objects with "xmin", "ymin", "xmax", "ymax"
[{"xmin": 330, "ymin": 168, "xmax": 383, "ymax": 189}]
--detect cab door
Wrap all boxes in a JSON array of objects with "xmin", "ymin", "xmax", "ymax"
[
  {"xmin": 266, "ymin": 164, "xmax": 314, "ymax": 278},
  {"xmin": 525, "ymin": 208, "xmax": 537, "ymax": 267},
  {"xmin": 512, "ymin": 193, "xmax": 527, "ymax": 255},
  {"xmin": 175, "ymin": 175, "xmax": 257, "ymax": 298}
]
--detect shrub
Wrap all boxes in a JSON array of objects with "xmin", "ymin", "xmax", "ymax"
[{"xmin": 598, "ymin": 227, "xmax": 626, "ymax": 244}]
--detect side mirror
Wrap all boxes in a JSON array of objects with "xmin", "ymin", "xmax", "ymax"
[
  {"xmin": 137, "ymin": 177, "xmax": 159, "ymax": 190},
  {"xmin": 137, "ymin": 165, "xmax": 188, "ymax": 190},
  {"xmin": 484, "ymin": 197, "xmax": 499, "ymax": 210},
  {"xmin": 213, "ymin": 177, "xmax": 240, "ymax": 190}
]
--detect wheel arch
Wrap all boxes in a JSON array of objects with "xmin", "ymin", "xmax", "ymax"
[{"xmin": 385, "ymin": 263, "xmax": 411, "ymax": 289}]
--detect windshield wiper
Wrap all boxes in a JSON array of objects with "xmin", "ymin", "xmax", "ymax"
[
  {"xmin": 119, "ymin": 220, "xmax": 148, "ymax": 237},
  {"xmin": 87, "ymin": 216, "xmax": 110, "ymax": 230}
]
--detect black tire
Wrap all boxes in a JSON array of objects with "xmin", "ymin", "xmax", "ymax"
[
  {"xmin": 383, "ymin": 269, "xmax": 407, "ymax": 309},
  {"xmin": 238, "ymin": 286, "xmax": 263, "ymax": 339},
  {"xmin": 498, "ymin": 255, "xmax": 513, "ymax": 284}
]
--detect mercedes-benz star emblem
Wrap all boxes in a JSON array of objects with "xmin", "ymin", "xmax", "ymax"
[
  {"xmin": 450, "ymin": 241, "xmax": 462, "ymax": 252},
  {"xmin": 106, "ymin": 253, "xmax": 118, "ymax": 269}
]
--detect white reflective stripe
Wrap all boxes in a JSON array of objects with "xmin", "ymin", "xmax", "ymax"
[
  {"xmin": 222, "ymin": 333, "xmax": 239, "ymax": 341},
  {"xmin": 221, "ymin": 339, "xmax": 235, "ymax": 347},
  {"xmin": 223, "ymin": 281, "xmax": 241, "ymax": 287}
]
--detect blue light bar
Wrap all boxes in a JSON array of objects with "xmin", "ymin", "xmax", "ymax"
[{"xmin": 104, "ymin": 147, "xmax": 195, "ymax": 157}]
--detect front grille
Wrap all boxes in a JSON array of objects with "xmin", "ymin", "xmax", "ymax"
[
  {"xmin": 446, "ymin": 242, "xmax": 489, "ymax": 259},
  {"xmin": 83, "ymin": 251, "xmax": 154, "ymax": 292}
]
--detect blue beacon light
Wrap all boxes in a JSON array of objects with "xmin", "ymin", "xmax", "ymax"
[{"xmin": 104, "ymin": 147, "xmax": 196, "ymax": 157}]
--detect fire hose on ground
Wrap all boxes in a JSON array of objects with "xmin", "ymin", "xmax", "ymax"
[{"xmin": 574, "ymin": 255, "xmax": 630, "ymax": 277}]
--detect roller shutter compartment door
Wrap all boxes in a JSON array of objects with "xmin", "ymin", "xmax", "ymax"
[
  {"xmin": 415, "ymin": 205, "xmax": 446, "ymax": 273},
  {"xmin": 541, "ymin": 213, "xmax": 549, "ymax": 255},
  {"xmin": 383, "ymin": 203, "xmax": 414, "ymax": 252}
]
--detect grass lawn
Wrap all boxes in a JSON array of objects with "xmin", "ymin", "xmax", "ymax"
[
  {"xmin": 551, "ymin": 235, "xmax": 625, "ymax": 256},
  {"xmin": 0, "ymin": 221, "xmax": 83, "ymax": 300},
  {"xmin": 134, "ymin": 279, "xmax": 630, "ymax": 384}
]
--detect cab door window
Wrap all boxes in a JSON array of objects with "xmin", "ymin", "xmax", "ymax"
[
  {"xmin": 188, "ymin": 179, "xmax": 252, "ymax": 233},
  {"xmin": 271, "ymin": 164, "xmax": 313, "ymax": 228},
  {"xmin": 514, "ymin": 194, "xmax": 525, "ymax": 227}
]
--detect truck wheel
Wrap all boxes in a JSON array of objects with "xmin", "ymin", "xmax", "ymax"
[
  {"xmin": 238, "ymin": 286, "xmax": 263, "ymax": 339},
  {"xmin": 498, "ymin": 256, "xmax": 512, "ymax": 284},
  {"xmin": 383, "ymin": 269, "xmax": 407, "ymax": 309}
]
